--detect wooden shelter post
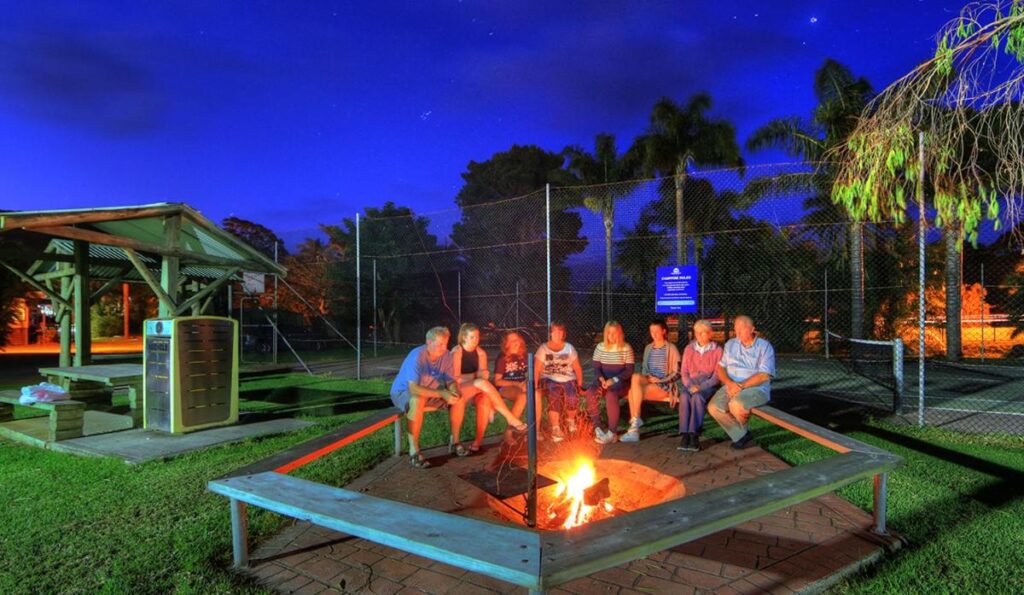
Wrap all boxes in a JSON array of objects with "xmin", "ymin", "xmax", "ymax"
[
  {"xmin": 72, "ymin": 240, "xmax": 92, "ymax": 366},
  {"xmin": 160, "ymin": 215, "xmax": 181, "ymax": 318},
  {"xmin": 59, "ymin": 264, "xmax": 73, "ymax": 367}
]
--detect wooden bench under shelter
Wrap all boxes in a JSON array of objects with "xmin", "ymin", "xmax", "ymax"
[{"xmin": 0, "ymin": 390, "xmax": 87, "ymax": 442}]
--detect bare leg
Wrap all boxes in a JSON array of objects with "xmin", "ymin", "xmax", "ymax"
[
  {"xmin": 407, "ymin": 395, "xmax": 427, "ymax": 455},
  {"xmin": 628, "ymin": 375, "xmax": 646, "ymax": 419},
  {"xmin": 473, "ymin": 395, "xmax": 490, "ymax": 449},
  {"xmin": 450, "ymin": 389, "xmax": 475, "ymax": 444},
  {"xmin": 472, "ymin": 378, "xmax": 523, "ymax": 427}
]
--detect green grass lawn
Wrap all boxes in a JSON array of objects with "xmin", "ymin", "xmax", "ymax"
[{"xmin": 1, "ymin": 375, "xmax": 1023, "ymax": 594}]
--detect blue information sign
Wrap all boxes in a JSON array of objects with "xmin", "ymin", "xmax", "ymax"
[{"xmin": 655, "ymin": 265, "xmax": 698, "ymax": 313}]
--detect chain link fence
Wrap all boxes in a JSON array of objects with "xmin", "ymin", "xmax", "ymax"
[{"xmin": 240, "ymin": 163, "xmax": 1024, "ymax": 435}]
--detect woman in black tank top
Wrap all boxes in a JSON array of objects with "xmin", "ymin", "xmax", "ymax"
[{"xmin": 449, "ymin": 323, "xmax": 526, "ymax": 456}]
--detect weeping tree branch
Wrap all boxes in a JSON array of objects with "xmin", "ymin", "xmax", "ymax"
[{"xmin": 830, "ymin": 0, "xmax": 1024, "ymax": 246}]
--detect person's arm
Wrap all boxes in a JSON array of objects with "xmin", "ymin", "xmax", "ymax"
[
  {"xmin": 572, "ymin": 353, "xmax": 585, "ymax": 390},
  {"xmin": 698, "ymin": 348, "xmax": 724, "ymax": 391},
  {"xmin": 408, "ymin": 380, "xmax": 456, "ymax": 402},
  {"xmin": 614, "ymin": 347, "xmax": 635, "ymax": 385},
  {"xmin": 477, "ymin": 349, "xmax": 490, "ymax": 381},
  {"xmin": 451, "ymin": 347, "xmax": 463, "ymax": 378},
  {"xmin": 680, "ymin": 348, "xmax": 696, "ymax": 389},
  {"xmin": 735, "ymin": 372, "xmax": 771, "ymax": 390},
  {"xmin": 716, "ymin": 361, "xmax": 736, "ymax": 389}
]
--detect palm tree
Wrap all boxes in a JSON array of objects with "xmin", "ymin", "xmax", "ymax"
[
  {"xmin": 563, "ymin": 133, "xmax": 642, "ymax": 317},
  {"xmin": 745, "ymin": 59, "xmax": 874, "ymax": 338},
  {"xmin": 638, "ymin": 93, "xmax": 744, "ymax": 265}
]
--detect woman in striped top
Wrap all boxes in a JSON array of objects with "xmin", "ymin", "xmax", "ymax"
[{"xmin": 585, "ymin": 321, "xmax": 635, "ymax": 445}]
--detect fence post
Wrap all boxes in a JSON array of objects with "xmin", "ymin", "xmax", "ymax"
[
  {"xmin": 893, "ymin": 339, "xmax": 905, "ymax": 414},
  {"xmin": 273, "ymin": 240, "xmax": 279, "ymax": 365},
  {"xmin": 356, "ymin": 212, "xmax": 361, "ymax": 381},
  {"xmin": 980, "ymin": 262, "xmax": 985, "ymax": 360},
  {"xmin": 373, "ymin": 258, "xmax": 378, "ymax": 358},
  {"xmin": 824, "ymin": 268, "xmax": 830, "ymax": 359},
  {"xmin": 526, "ymin": 357, "xmax": 537, "ymax": 528},
  {"xmin": 546, "ymin": 183, "xmax": 551, "ymax": 329},
  {"xmin": 917, "ymin": 131, "xmax": 926, "ymax": 428}
]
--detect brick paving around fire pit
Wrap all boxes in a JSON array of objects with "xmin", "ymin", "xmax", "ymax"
[{"xmin": 243, "ymin": 432, "xmax": 901, "ymax": 594}]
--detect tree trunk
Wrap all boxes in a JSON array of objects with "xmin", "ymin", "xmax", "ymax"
[
  {"xmin": 849, "ymin": 220, "xmax": 865, "ymax": 339},
  {"xmin": 944, "ymin": 225, "xmax": 962, "ymax": 361},
  {"xmin": 674, "ymin": 163, "xmax": 687, "ymax": 265},
  {"xmin": 604, "ymin": 211, "xmax": 613, "ymax": 320}
]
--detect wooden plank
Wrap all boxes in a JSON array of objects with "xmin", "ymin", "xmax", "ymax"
[
  {"xmin": 539, "ymin": 451, "xmax": 901, "ymax": 589},
  {"xmin": 0, "ymin": 205, "xmax": 181, "ymax": 230},
  {"xmin": 220, "ymin": 408, "xmax": 402, "ymax": 479},
  {"xmin": 174, "ymin": 267, "xmax": 240, "ymax": 316},
  {"xmin": 208, "ymin": 472, "xmax": 541, "ymax": 588},
  {"xmin": 0, "ymin": 258, "xmax": 72, "ymax": 310},
  {"xmin": 752, "ymin": 406, "xmax": 891, "ymax": 456},
  {"xmin": 0, "ymin": 395, "xmax": 86, "ymax": 412},
  {"xmin": 90, "ymin": 266, "xmax": 133, "ymax": 303},
  {"xmin": 181, "ymin": 205, "xmax": 287, "ymax": 277},
  {"xmin": 123, "ymin": 248, "xmax": 178, "ymax": 315},
  {"xmin": 38, "ymin": 364, "xmax": 143, "ymax": 384}
]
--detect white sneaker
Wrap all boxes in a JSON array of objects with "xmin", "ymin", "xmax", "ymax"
[
  {"xmin": 594, "ymin": 428, "xmax": 617, "ymax": 445},
  {"xmin": 620, "ymin": 428, "xmax": 639, "ymax": 443},
  {"xmin": 566, "ymin": 418, "xmax": 577, "ymax": 434},
  {"xmin": 629, "ymin": 417, "xmax": 644, "ymax": 431},
  {"xmin": 550, "ymin": 425, "xmax": 565, "ymax": 443}
]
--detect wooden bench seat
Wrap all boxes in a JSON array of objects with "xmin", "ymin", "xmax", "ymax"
[{"xmin": 0, "ymin": 390, "xmax": 87, "ymax": 442}]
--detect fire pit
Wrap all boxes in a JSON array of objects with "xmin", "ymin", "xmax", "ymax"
[{"xmin": 487, "ymin": 457, "xmax": 685, "ymax": 531}]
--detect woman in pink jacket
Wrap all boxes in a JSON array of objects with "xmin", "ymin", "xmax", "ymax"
[{"xmin": 678, "ymin": 319, "xmax": 723, "ymax": 452}]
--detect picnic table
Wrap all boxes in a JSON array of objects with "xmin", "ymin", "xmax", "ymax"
[{"xmin": 38, "ymin": 364, "xmax": 144, "ymax": 428}]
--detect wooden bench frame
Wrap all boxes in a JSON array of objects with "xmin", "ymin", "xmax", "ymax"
[
  {"xmin": 208, "ymin": 405, "xmax": 902, "ymax": 594},
  {"xmin": 0, "ymin": 391, "xmax": 87, "ymax": 442}
]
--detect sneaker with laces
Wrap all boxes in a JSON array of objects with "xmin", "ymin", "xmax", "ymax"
[
  {"xmin": 594, "ymin": 427, "xmax": 618, "ymax": 445},
  {"xmin": 620, "ymin": 428, "xmax": 639, "ymax": 443},
  {"xmin": 628, "ymin": 417, "xmax": 644, "ymax": 431},
  {"xmin": 550, "ymin": 425, "xmax": 565, "ymax": 443},
  {"xmin": 677, "ymin": 433, "xmax": 693, "ymax": 451}
]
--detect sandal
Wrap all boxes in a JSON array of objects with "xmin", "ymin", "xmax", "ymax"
[
  {"xmin": 409, "ymin": 453, "xmax": 431, "ymax": 469},
  {"xmin": 511, "ymin": 422, "xmax": 528, "ymax": 434},
  {"xmin": 453, "ymin": 443, "xmax": 470, "ymax": 457}
]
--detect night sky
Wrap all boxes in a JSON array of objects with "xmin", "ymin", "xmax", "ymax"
[{"xmin": 0, "ymin": 1, "xmax": 966, "ymax": 243}]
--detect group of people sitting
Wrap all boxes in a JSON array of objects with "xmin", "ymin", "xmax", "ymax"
[{"xmin": 390, "ymin": 316, "xmax": 775, "ymax": 469}]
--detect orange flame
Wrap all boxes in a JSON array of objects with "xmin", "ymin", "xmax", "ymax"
[{"xmin": 549, "ymin": 457, "xmax": 599, "ymax": 529}]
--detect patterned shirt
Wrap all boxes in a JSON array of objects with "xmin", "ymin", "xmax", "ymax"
[
  {"xmin": 494, "ymin": 353, "xmax": 528, "ymax": 383},
  {"xmin": 536, "ymin": 342, "xmax": 579, "ymax": 383}
]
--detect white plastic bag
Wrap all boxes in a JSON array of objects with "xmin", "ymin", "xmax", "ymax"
[{"xmin": 19, "ymin": 382, "xmax": 69, "ymax": 405}]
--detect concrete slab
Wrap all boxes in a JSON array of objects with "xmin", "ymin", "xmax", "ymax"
[
  {"xmin": 246, "ymin": 430, "xmax": 902, "ymax": 594},
  {"xmin": 51, "ymin": 418, "xmax": 313, "ymax": 463},
  {"xmin": 0, "ymin": 410, "xmax": 133, "ymax": 448}
]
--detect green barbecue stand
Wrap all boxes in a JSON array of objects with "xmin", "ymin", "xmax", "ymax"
[{"xmin": 0, "ymin": 390, "xmax": 87, "ymax": 442}]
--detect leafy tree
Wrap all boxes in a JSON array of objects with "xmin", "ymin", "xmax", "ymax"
[
  {"xmin": 450, "ymin": 145, "xmax": 585, "ymax": 333},
  {"xmin": 222, "ymin": 216, "xmax": 288, "ymax": 261},
  {"xmin": 281, "ymin": 237, "xmax": 345, "ymax": 325},
  {"xmin": 746, "ymin": 58, "xmax": 874, "ymax": 338},
  {"xmin": 322, "ymin": 202, "xmax": 445, "ymax": 345},
  {"xmin": 0, "ymin": 235, "xmax": 25, "ymax": 347},
  {"xmin": 563, "ymin": 133, "xmax": 642, "ymax": 317},
  {"xmin": 637, "ymin": 93, "xmax": 744, "ymax": 264},
  {"xmin": 831, "ymin": 1, "xmax": 1024, "ymax": 359}
]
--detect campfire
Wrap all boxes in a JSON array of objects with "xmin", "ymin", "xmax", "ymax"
[{"xmin": 545, "ymin": 457, "xmax": 616, "ymax": 529}]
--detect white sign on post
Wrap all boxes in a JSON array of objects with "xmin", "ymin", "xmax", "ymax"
[{"xmin": 242, "ymin": 272, "xmax": 265, "ymax": 294}]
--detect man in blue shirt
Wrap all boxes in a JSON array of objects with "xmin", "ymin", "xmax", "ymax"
[
  {"xmin": 708, "ymin": 315, "xmax": 775, "ymax": 449},
  {"xmin": 390, "ymin": 326, "xmax": 460, "ymax": 468}
]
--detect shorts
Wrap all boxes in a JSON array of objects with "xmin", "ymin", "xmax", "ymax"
[{"xmin": 391, "ymin": 390, "xmax": 448, "ymax": 413}]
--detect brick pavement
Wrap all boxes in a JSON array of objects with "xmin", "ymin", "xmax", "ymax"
[{"xmin": 243, "ymin": 431, "xmax": 901, "ymax": 594}]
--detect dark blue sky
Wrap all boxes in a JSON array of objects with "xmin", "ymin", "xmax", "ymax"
[{"xmin": 0, "ymin": 1, "xmax": 965, "ymax": 242}]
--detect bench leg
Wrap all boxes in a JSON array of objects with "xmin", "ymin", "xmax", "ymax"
[
  {"xmin": 50, "ymin": 405, "xmax": 85, "ymax": 442},
  {"xmin": 230, "ymin": 498, "xmax": 249, "ymax": 568},
  {"xmin": 872, "ymin": 473, "xmax": 888, "ymax": 535},
  {"xmin": 393, "ymin": 417, "xmax": 402, "ymax": 457},
  {"xmin": 127, "ymin": 385, "xmax": 143, "ymax": 428}
]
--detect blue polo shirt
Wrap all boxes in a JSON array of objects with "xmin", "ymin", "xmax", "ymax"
[
  {"xmin": 390, "ymin": 346, "xmax": 454, "ymax": 410},
  {"xmin": 719, "ymin": 337, "xmax": 775, "ymax": 396}
]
